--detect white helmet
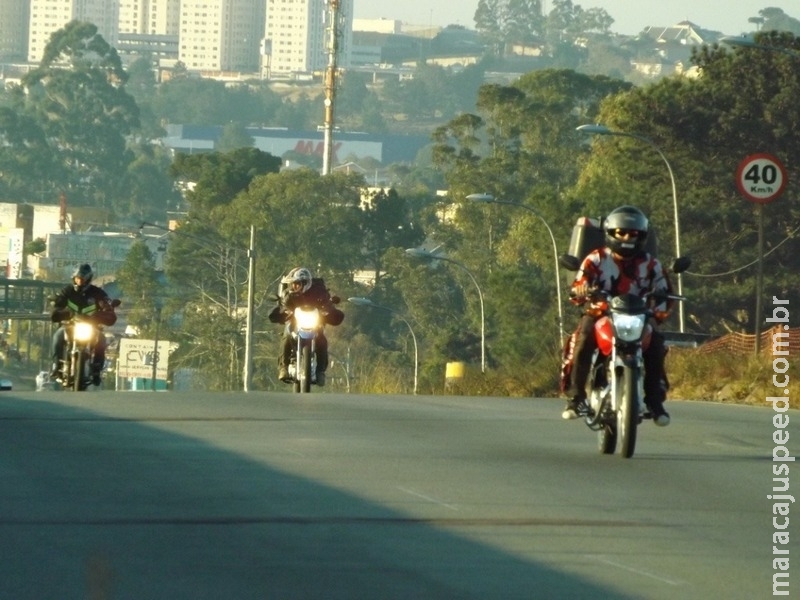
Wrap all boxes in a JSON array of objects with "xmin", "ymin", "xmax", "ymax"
[{"xmin": 283, "ymin": 267, "xmax": 312, "ymax": 294}]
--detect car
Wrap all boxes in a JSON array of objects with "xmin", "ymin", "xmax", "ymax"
[{"xmin": 0, "ymin": 378, "xmax": 12, "ymax": 391}]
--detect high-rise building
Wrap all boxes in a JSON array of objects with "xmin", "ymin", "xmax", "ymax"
[
  {"xmin": 119, "ymin": 0, "xmax": 180, "ymax": 35},
  {"xmin": 264, "ymin": 0, "xmax": 352, "ymax": 78},
  {"xmin": 179, "ymin": 0, "xmax": 266, "ymax": 72},
  {"xmin": 117, "ymin": 0, "xmax": 180, "ymax": 65},
  {"xmin": 28, "ymin": 0, "xmax": 119, "ymax": 63},
  {"xmin": 0, "ymin": 0, "xmax": 30, "ymax": 61}
]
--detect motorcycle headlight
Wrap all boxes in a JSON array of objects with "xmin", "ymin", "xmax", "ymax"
[
  {"xmin": 73, "ymin": 321, "xmax": 95, "ymax": 342},
  {"xmin": 295, "ymin": 307, "xmax": 320, "ymax": 330},
  {"xmin": 612, "ymin": 313, "xmax": 646, "ymax": 342}
]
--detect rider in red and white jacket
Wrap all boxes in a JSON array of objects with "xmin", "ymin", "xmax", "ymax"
[{"xmin": 563, "ymin": 206, "xmax": 674, "ymax": 426}]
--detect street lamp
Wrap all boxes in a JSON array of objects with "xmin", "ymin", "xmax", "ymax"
[
  {"xmin": 576, "ymin": 123, "xmax": 685, "ymax": 333},
  {"xmin": 348, "ymin": 297, "xmax": 418, "ymax": 395},
  {"xmin": 467, "ymin": 193, "xmax": 565, "ymax": 343},
  {"xmin": 405, "ymin": 247, "xmax": 486, "ymax": 373},
  {"xmin": 140, "ymin": 222, "xmax": 257, "ymax": 391}
]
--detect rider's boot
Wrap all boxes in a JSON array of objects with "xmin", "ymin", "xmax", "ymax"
[{"xmin": 562, "ymin": 393, "xmax": 587, "ymax": 420}]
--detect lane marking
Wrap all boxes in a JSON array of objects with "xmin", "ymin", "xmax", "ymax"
[
  {"xmin": 397, "ymin": 487, "xmax": 460, "ymax": 511},
  {"xmin": 588, "ymin": 555, "xmax": 687, "ymax": 586}
]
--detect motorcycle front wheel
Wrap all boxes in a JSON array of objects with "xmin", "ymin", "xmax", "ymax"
[
  {"xmin": 299, "ymin": 345, "xmax": 312, "ymax": 393},
  {"xmin": 617, "ymin": 365, "xmax": 639, "ymax": 458},
  {"xmin": 598, "ymin": 423, "xmax": 617, "ymax": 454},
  {"xmin": 72, "ymin": 352, "xmax": 86, "ymax": 392}
]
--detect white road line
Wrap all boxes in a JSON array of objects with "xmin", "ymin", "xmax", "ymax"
[
  {"xmin": 396, "ymin": 487, "xmax": 460, "ymax": 511},
  {"xmin": 588, "ymin": 555, "xmax": 687, "ymax": 586}
]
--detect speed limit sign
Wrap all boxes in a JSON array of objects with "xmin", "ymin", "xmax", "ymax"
[{"xmin": 736, "ymin": 153, "xmax": 787, "ymax": 204}]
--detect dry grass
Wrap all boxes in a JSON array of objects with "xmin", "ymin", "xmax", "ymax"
[{"xmin": 666, "ymin": 347, "xmax": 799, "ymax": 409}]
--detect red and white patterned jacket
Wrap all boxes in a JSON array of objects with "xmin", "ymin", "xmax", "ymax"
[{"xmin": 570, "ymin": 247, "xmax": 674, "ymax": 321}]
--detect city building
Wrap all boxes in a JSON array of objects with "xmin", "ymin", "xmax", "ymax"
[
  {"xmin": 0, "ymin": 0, "xmax": 29, "ymax": 61},
  {"xmin": 263, "ymin": 0, "xmax": 353, "ymax": 79},
  {"xmin": 179, "ymin": 0, "xmax": 265, "ymax": 73},
  {"xmin": 116, "ymin": 0, "xmax": 180, "ymax": 65},
  {"xmin": 28, "ymin": 0, "xmax": 119, "ymax": 63}
]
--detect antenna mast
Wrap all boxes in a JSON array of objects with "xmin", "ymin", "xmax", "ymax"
[{"xmin": 322, "ymin": 0, "xmax": 340, "ymax": 175}]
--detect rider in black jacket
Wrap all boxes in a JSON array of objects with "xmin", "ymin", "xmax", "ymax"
[
  {"xmin": 50, "ymin": 263, "xmax": 117, "ymax": 385},
  {"xmin": 268, "ymin": 267, "xmax": 344, "ymax": 386}
]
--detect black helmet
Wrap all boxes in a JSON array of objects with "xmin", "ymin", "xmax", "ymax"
[
  {"xmin": 604, "ymin": 206, "xmax": 649, "ymax": 258},
  {"xmin": 72, "ymin": 263, "xmax": 94, "ymax": 292}
]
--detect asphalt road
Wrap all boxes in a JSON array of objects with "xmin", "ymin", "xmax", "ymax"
[{"xmin": 0, "ymin": 391, "xmax": 795, "ymax": 599}]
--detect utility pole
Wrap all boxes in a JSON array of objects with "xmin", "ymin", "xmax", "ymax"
[{"xmin": 321, "ymin": 0, "xmax": 340, "ymax": 175}]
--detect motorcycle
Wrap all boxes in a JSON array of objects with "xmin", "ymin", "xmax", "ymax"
[
  {"xmin": 283, "ymin": 296, "xmax": 340, "ymax": 393},
  {"xmin": 560, "ymin": 256, "xmax": 690, "ymax": 458},
  {"xmin": 57, "ymin": 299, "xmax": 121, "ymax": 391}
]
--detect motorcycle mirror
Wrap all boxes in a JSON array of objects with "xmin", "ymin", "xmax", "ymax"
[
  {"xmin": 331, "ymin": 295, "xmax": 341, "ymax": 305},
  {"xmin": 559, "ymin": 254, "xmax": 581, "ymax": 272},
  {"xmin": 111, "ymin": 299, "xmax": 121, "ymax": 308},
  {"xmin": 671, "ymin": 256, "xmax": 691, "ymax": 274}
]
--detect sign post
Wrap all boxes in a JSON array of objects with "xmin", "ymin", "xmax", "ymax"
[{"xmin": 735, "ymin": 153, "xmax": 787, "ymax": 353}]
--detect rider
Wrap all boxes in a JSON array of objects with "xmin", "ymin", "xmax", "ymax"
[
  {"xmin": 268, "ymin": 267, "xmax": 344, "ymax": 386},
  {"xmin": 562, "ymin": 206, "xmax": 674, "ymax": 426},
  {"xmin": 50, "ymin": 263, "xmax": 118, "ymax": 385}
]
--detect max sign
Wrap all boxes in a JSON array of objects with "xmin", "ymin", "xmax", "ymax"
[{"xmin": 118, "ymin": 338, "xmax": 178, "ymax": 379}]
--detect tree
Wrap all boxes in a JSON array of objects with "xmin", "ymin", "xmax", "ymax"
[
  {"xmin": 169, "ymin": 147, "xmax": 282, "ymax": 219},
  {"xmin": 19, "ymin": 21, "xmax": 141, "ymax": 211},
  {"xmin": 216, "ymin": 122, "xmax": 255, "ymax": 152},
  {"xmin": 115, "ymin": 241, "xmax": 160, "ymax": 334},
  {"xmin": 571, "ymin": 31, "xmax": 800, "ymax": 334}
]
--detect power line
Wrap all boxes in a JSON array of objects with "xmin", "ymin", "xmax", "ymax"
[{"xmin": 686, "ymin": 224, "xmax": 800, "ymax": 278}]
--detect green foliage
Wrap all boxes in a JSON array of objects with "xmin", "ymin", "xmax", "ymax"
[
  {"xmin": 169, "ymin": 147, "xmax": 282, "ymax": 218},
  {"xmin": 116, "ymin": 241, "xmax": 161, "ymax": 333},
  {"xmin": 572, "ymin": 31, "xmax": 800, "ymax": 334}
]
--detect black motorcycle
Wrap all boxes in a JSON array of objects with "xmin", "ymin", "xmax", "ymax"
[{"xmin": 57, "ymin": 299, "xmax": 121, "ymax": 391}]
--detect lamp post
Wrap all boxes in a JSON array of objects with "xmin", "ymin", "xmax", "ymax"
[
  {"xmin": 467, "ymin": 193, "xmax": 565, "ymax": 343},
  {"xmin": 405, "ymin": 247, "xmax": 486, "ymax": 373},
  {"xmin": 348, "ymin": 297, "xmax": 418, "ymax": 395},
  {"xmin": 140, "ymin": 222, "xmax": 256, "ymax": 391},
  {"xmin": 576, "ymin": 123, "xmax": 685, "ymax": 333}
]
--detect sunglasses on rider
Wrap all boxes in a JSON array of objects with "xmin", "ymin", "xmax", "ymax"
[{"xmin": 613, "ymin": 228, "xmax": 640, "ymax": 238}]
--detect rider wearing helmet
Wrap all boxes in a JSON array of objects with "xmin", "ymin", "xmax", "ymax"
[
  {"xmin": 50, "ymin": 263, "xmax": 118, "ymax": 385},
  {"xmin": 562, "ymin": 206, "xmax": 674, "ymax": 426},
  {"xmin": 268, "ymin": 267, "xmax": 344, "ymax": 386}
]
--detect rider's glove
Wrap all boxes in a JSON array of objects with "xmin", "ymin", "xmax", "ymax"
[{"xmin": 572, "ymin": 282, "xmax": 591, "ymax": 299}]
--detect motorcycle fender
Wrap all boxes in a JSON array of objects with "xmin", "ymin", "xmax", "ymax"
[
  {"xmin": 298, "ymin": 330, "xmax": 317, "ymax": 340},
  {"xmin": 595, "ymin": 316, "xmax": 613, "ymax": 356}
]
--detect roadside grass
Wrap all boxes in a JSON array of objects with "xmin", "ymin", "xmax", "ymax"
[{"xmin": 666, "ymin": 348, "xmax": 799, "ymax": 409}]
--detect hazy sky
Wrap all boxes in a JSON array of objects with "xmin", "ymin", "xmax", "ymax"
[{"xmin": 353, "ymin": 1, "xmax": 798, "ymax": 36}]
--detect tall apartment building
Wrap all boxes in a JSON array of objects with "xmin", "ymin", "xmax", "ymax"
[
  {"xmin": 117, "ymin": 0, "xmax": 180, "ymax": 65},
  {"xmin": 28, "ymin": 0, "xmax": 119, "ymax": 63},
  {"xmin": 119, "ymin": 0, "xmax": 180, "ymax": 35},
  {"xmin": 264, "ymin": 0, "xmax": 352, "ymax": 78},
  {"xmin": 0, "ymin": 0, "xmax": 30, "ymax": 61},
  {"xmin": 179, "ymin": 0, "xmax": 266, "ymax": 73}
]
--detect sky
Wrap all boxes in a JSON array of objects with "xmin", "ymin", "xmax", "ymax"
[{"xmin": 353, "ymin": 1, "xmax": 799, "ymax": 36}]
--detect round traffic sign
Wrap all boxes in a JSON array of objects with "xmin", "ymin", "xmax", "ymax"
[{"xmin": 736, "ymin": 153, "xmax": 787, "ymax": 204}]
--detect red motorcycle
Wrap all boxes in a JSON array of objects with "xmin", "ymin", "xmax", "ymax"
[{"xmin": 560, "ymin": 256, "xmax": 689, "ymax": 458}]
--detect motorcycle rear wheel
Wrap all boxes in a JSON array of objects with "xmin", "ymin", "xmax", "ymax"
[{"xmin": 617, "ymin": 366, "xmax": 639, "ymax": 458}]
